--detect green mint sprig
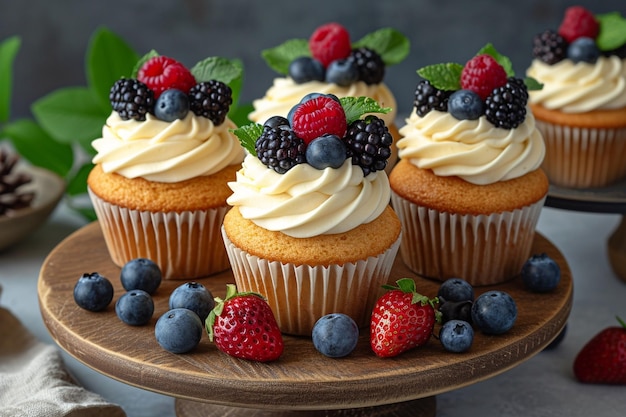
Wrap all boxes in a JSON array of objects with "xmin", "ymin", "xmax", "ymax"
[
  {"xmin": 596, "ymin": 12, "xmax": 626, "ymax": 51},
  {"xmin": 340, "ymin": 96, "xmax": 391, "ymax": 124},
  {"xmin": 231, "ymin": 123, "xmax": 263, "ymax": 156},
  {"xmin": 262, "ymin": 27, "xmax": 410, "ymax": 75}
]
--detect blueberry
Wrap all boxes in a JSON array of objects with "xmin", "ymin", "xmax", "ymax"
[
  {"xmin": 169, "ymin": 282, "xmax": 215, "ymax": 322},
  {"xmin": 264, "ymin": 115, "xmax": 290, "ymax": 129},
  {"xmin": 437, "ymin": 278, "xmax": 474, "ymax": 303},
  {"xmin": 439, "ymin": 320, "xmax": 474, "ymax": 353},
  {"xmin": 154, "ymin": 89, "xmax": 189, "ymax": 122},
  {"xmin": 567, "ymin": 37, "xmax": 600, "ymax": 64},
  {"xmin": 287, "ymin": 104, "xmax": 299, "ymax": 126},
  {"xmin": 447, "ymin": 89, "xmax": 485, "ymax": 121},
  {"xmin": 521, "ymin": 253, "xmax": 561, "ymax": 293},
  {"xmin": 471, "ymin": 291, "xmax": 517, "ymax": 335},
  {"xmin": 120, "ymin": 258, "xmax": 162, "ymax": 295},
  {"xmin": 325, "ymin": 59, "xmax": 358, "ymax": 86},
  {"xmin": 73, "ymin": 272, "xmax": 114, "ymax": 312},
  {"xmin": 439, "ymin": 300, "xmax": 473, "ymax": 324},
  {"xmin": 312, "ymin": 313, "xmax": 359, "ymax": 358},
  {"xmin": 288, "ymin": 56, "xmax": 325, "ymax": 84},
  {"xmin": 299, "ymin": 93, "xmax": 341, "ymax": 104},
  {"xmin": 155, "ymin": 308, "xmax": 203, "ymax": 354},
  {"xmin": 305, "ymin": 134, "xmax": 347, "ymax": 170},
  {"xmin": 115, "ymin": 289, "xmax": 154, "ymax": 326}
]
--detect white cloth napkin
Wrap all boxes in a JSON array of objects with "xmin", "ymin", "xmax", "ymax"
[{"xmin": 0, "ymin": 304, "xmax": 126, "ymax": 417}]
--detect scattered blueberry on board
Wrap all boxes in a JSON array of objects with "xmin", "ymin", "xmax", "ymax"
[
  {"xmin": 120, "ymin": 258, "xmax": 162, "ymax": 295},
  {"xmin": 155, "ymin": 308, "xmax": 204, "ymax": 354},
  {"xmin": 437, "ymin": 277, "xmax": 475, "ymax": 303},
  {"xmin": 471, "ymin": 291, "xmax": 518, "ymax": 335},
  {"xmin": 521, "ymin": 253, "xmax": 561, "ymax": 293},
  {"xmin": 439, "ymin": 320, "xmax": 474, "ymax": 353},
  {"xmin": 312, "ymin": 313, "xmax": 360, "ymax": 358},
  {"xmin": 115, "ymin": 289, "xmax": 154, "ymax": 326},
  {"xmin": 73, "ymin": 272, "xmax": 114, "ymax": 312},
  {"xmin": 169, "ymin": 282, "xmax": 215, "ymax": 322}
]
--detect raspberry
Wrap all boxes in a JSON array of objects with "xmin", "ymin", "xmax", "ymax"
[
  {"xmin": 344, "ymin": 116, "xmax": 393, "ymax": 176},
  {"xmin": 558, "ymin": 6, "xmax": 599, "ymax": 43},
  {"xmin": 309, "ymin": 23, "xmax": 352, "ymax": 68},
  {"xmin": 138, "ymin": 56, "xmax": 196, "ymax": 99},
  {"xmin": 188, "ymin": 80, "xmax": 232, "ymax": 125},
  {"xmin": 109, "ymin": 78, "xmax": 155, "ymax": 121},
  {"xmin": 484, "ymin": 78, "xmax": 528, "ymax": 129},
  {"xmin": 533, "ymin": 30, "xmax": 568, "ymax": 65},
  {"xmin": 291, "ymin": 96, "xmax": 347, "ymax": 144},
  {"xmin": 255, "ymin": 126, "xmax": 307, "ymax": 174},
  {"xmin": 460, "ymin": 54, "xmax": 508, "ymax": 101},
  {"xmin": 414, "ymin": 80, "xmax": 452, "ymax": 117},
  {"xmin": 349, "ymin": 47, "xmax": 385, "ymax": 85}
]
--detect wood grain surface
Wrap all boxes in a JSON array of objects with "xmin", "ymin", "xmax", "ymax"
[{"xmin": 38, "ymin": 222, "xmax": 572, "ymax": 413}]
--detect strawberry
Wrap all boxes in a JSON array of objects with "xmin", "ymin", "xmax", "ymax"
[
  {"xmin": 137, "ymin": 56, "xmax": 196, "ymax": 99},
  {"xmin": 370, "ymin": 278, "xmax": 439, "ymax": 358},
  {"xmin": 460, "ymin": 54, "xmax": 507, "ymax": 101},
  {"xmin": 573, "ymin": 316, "xmax": 626, "ymax": 384},
  {"xmin": 206, "ymin": 284, "xmax": 284, "ymax": 362},
  {"xmin": 558, "ymin": 6, "xmax": 599, "ymax": 44},
  {"xmin": 309, "ymin": 23, "xmax": 352, "ymax": 68},
  {"xmin": 291, "ymin": 96, "xmax": 347, "ymax": 144}
]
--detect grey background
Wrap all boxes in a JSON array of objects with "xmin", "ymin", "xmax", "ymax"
[{"xmin": 1, "ymin": 0, "xmax": 625, "ymax": 121}]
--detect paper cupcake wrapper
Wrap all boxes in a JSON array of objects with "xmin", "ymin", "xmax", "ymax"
[
  {"xmin": 391, "ymin": 191, "xmax": 545, "ymax": 286},
  {"xmin": 222, "ymin": 226, "xmax": 401, "ymax": 336},
  {"xmin": 89, "ymin": 188, "xmax": 230, "ymax": 280},
  {"xmin": 536, "ymin": 120, "xmax": 626, "ymax": 188}
]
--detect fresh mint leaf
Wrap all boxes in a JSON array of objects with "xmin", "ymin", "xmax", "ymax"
[
  {"xmin": 417, "ymin": 63, "xmax": 463, "ymax": 91},
  {"xmin": 4, "ymin": 119, "xmax": 74, "ymax": 177},
  {"xmin": 524, "ymin": 77, "xmax": 543, "ymax": 91},
  {"xmin": 352, "ymin": 28, "xmax": 410, "ymax": 66},
  {"xmin": 0, "ymin": 36, "xmax": 20, "ymax": 124},
  {"xmin": 86, "ymin": 27, "xmax": 139, "ymax": 112},
  {"xmin": 340, "ymin": 96, "xmax": 391, "ymax": 124},
  {"xmin": 261, "ymin": 39, "xmax": 310, "ymax": 75},
  {"xmin": 131, "ymin": 50, "xmax": 159, "ymax": 78},
  {"xmin": 231, "ymin": 123, "xmax": 263, "ymax": 156},
  {"xmin": 597, "ymin": 12, "xmax": 626, "ymax": 51},
  {"xmin": 190, "ymin": 57, "xmax": 244, "ymax": 108},
  {"xmin": 476, "ymin": 43, "xmax": 514, "ymax": 77}
]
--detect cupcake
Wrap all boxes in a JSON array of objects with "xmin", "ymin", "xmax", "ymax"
[
  {"xmin": 87, "ymin": 55, "xmax": 245, "ymax": 280},
  {"xmin": 224, "ymin": 95, "xmax": 401, "ymax": 336},
  {"xmin": 390, "ymin": 44, "xmax": 549, "ymax": 286},
  {"xmin": 526, "ymin": 6, "xmax": 626, "ymax": 188},
  {"xmin": 249, "ymin": 23, "xmax": 409, "ymax": 171}
]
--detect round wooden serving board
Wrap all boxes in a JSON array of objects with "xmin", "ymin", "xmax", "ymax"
[{"xmin": 38, "ymin": 222, "xmax": 572, "ymax": 416}]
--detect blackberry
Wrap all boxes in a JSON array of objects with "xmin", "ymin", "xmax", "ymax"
[
  {"xmin": 344, "ymin": 116, "xmax": 393, "ymax": 176},
  {"xmin": 414, "ymin": 80, "xmax": 452, "ymax": 117},
  {"xmin": 532, "ymin": 30, "xmax": 568, "ymax": 65},
  {"xmin": 348, "ymin": 47, "xmax": 385, "ymax": 85},
  {"xmin": 188, "ymin": 80, "xmax": 232, "ymax": 125},
  {"xmin": 255, "ymin": 126, "xmax": 307, "ymax": 174},
  {"xmin": 109, "ymin": 78, "xmax": 155, "ymax": 121},
  {"xmin": 485, "ymin": 77, "xmax": 528, "ymax": 129}
]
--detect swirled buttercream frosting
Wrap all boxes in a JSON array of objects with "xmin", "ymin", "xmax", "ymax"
[
  {"xmin": 226, "ymin": 155, "xmax": 390, "ymax": 238},
  {"xmin": 249, "ymin": 78, "xmax": 397, "ymax": 126},
  {"xmin": 526, "ymin": 56, "xmax": 626, "ymax": 113},
  {"xmin": 397, "ymin": 109, "xmax": 545, "ymax": 185},
  {"xmin": 92, "ymin": 112, "xmax": 244, "ymax": 183}
]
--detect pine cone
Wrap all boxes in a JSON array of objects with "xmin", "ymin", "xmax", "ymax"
[{"xmin": 0, "ymin": 149, "xmax": 35, "ymax": 215}]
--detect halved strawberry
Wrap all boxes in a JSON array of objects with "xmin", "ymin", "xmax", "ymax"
[{"xmin": 137, "ymin": 56, "xmax": 196, "ymax": 99}]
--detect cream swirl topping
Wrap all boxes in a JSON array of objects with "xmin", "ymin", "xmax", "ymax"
[
  {"xmin": 397, "ymin": 109, "xmax": 545, "ymax": 185},
  {"xmin": 526, "ymin": 56, "xmax": 626, "ymax": 112},
  {"xmin": 92, "ymin": 112, "xmax": 244, "ymax": 183},
  {"xmin": 248, "ymin": 78, "xmax": 397, "ymax": 126},
  {"xmin": 227, "ymin": 155, "xmax": 390, "ymax": 238}
]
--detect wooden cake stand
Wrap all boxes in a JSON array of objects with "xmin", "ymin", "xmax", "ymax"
[{"xmin": 38, "ymin": 222, "xmax": 572, "ymax": 417}]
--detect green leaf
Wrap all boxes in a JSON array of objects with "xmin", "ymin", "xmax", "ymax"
[
  {"xmin": 3, "ymin": 119, "xmax": 74, "ymax": 177},
  {"xmin": 65, "ymin": 162, "xmax": 93, "ymax": 196},
  {"xmin": 476, "ymin": 43, "xmax": 514, "ymax": 77},
  {"xmin": 417, "ymin": 63, "xmax": 464, "ymax": 91},
  {"xmin": 131, "ymin": 49, "xmax": 159, "ymax": 78},
  {"xmin": 190, "ymin": 57, "xmax": 244, "ymax": 107},
  {"xmin": 231, "ymin": 123, "xmax": 263, "ymax": 156},
  {"xmin": 340, "ymin": 96, "xmax": 391, "ymax": 124},
  {"xmin": 32, "ymin": 86, "xmax": 106, "ymax": 149},
  {"xmin": 352, "ymin": 28, "xmax": 410, "ymax": 66},
  {"xmin": 524, "ymin": 77, "xmax": 543, "ymax": 91},
  {"xmin": 597, "ymin": 12, "xmax": 626, "ymax": 51},
  {"xmin": 0, "ymin": 36, "xmax": 21, "ymax": 123},
  {"xmin": 86, "ymin": 27, "xmax": 139, "ymax": 111},
  {"xmin": 261, "ymin": 38, "xmax": 310, "ymax": 75}
]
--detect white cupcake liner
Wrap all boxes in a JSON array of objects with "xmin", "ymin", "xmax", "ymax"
[
  {"xmin": 222, "ymin": 226, "xmax": 402, "ymax": 336},
  {"xmin": 536, "ymin": 120, "xmax": 626, "ymax": 188},
  {"xmin": 88, "ymin": 188, "xmax": 230, "ymax": 280},
  {"xmin": 391, "ymin": 191, "xmax": 545, "ymax": 286}
]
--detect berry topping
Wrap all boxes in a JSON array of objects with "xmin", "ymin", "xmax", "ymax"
[
  {"xmin": 461, "ymin": 54, "xmax": 508, "ymax": 101},
  {"xmin": 263, "ymin": 115, "xmax": 290, "ymax": 129},
  {"xmin": 447, "ymin": 89, "xmax": 485, "ymax": 121},
  {"xmin": 109, "ymin": 78, "xmax": 155, "ymax": 121},
  {"xmin": 291, "ymin": 96, "xmax": 347, "ymax": 143},
  {"xmin": 567, "ymin": 37, "xmax": 601, "ymax": 63},
  {"xmin": 138, "ymin": 56, "xmax": 196, "ymax": 99},
  {"xmin": 305, "ymin": 134, "xmax": 347, "ymax": 170},
  {"xmin": 255, "ymin": 125, "xmax": 307, "ymax": 174},
  {"xmin": 484, "ymin": 77, "xmax": 528, "ymax": 129},
  {"xmin": 325, "ymin": 58, "xmax": 359, "ymax": 86},
  {"xmin": 533, "ymin": 30, "xmax": 568, "ymax": 65},
  {"xmin": 188, "ymin": 80, "xmax": 233, "ymax": 126},
  {"xmin": 349, "ymin": 47, "xmax": 385, "ymax": 85},
  {"xmin": 154, "ymin": 89, "xmax": 190, "ymax": 122},
  {"xmin": 309, "ymin": 23, "xmax": 352, "ymax": 68},
  {"xmin": 413, "ymin": 80, "xmax": 452, "ymax": 117},
  {"xmin": 344, "ymin": 115, "xmax": 392, "ymax": 176},
  {"xmin": 289, "ymin": 56, "xmax": 325, "ymax": 84},
  {"xmin": 558, "ymin": 6, "xmax": 599, "ymax": 43}
]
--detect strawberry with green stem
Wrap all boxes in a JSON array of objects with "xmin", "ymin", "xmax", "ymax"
[{"xmin": 573, "ymin": 316, "xmax": 626, "ymax": 384}]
